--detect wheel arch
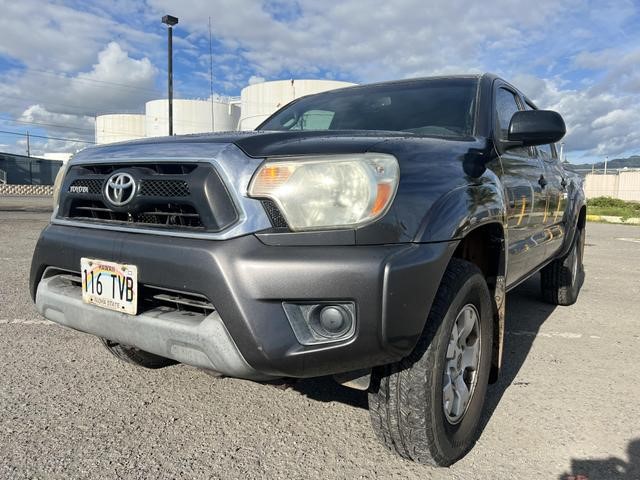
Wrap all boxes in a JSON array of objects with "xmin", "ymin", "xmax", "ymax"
[
  {"xmin": 415, "ymin": 180, "xmax": 508, "ymax": 244},
  {"xmin": 557, "ymin": 196, "xmax": 587, "ymax": 260},
  {"xmin": 449, "ymin": 221, "xmax": 506, "ymax": 384}
]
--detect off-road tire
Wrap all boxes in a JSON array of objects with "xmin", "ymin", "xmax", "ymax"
[
  {"xmin": 368, "ymin": 258, "xmax": 493, "ymax": 466},
  {"xmin": 100, "ymin": 338, "xmax": 177, "ymax": 369},
  {"xmin": 541, "ymin": 225, "xmax": 585, "ymax": 306}
]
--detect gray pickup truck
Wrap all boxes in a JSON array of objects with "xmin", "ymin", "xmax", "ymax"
[{"xmin": 31, "ymin": 73, "xmax": 586, "ymax": 466}]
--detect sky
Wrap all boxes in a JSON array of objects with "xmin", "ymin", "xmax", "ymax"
[{"xmin": 0, "ymin": 0, "xmax": 639, "ymax": 164}]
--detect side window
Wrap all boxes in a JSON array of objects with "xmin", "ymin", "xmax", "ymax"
[
  {"xmin": 495, "ymin": 87, "xmax": 528, "ymax": 157},
  {"xmin": 537, "ymin": 143, "xmax": 553, "ymax": 161},
  {"xmin": 525, "ymin": 100, "xmax": 557, "ymax": 162},
  {"xmin": 285, "ymin": 109, "xmax": 335, "ymax": 130},
  {"xmin": 300, "ymin": 110, "xmax": 335, "ymax": 130}
]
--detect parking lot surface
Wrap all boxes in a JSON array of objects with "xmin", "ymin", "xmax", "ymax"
[{"xmin": 1, "ymin": 206, "xmax": 639, "ymax": 479}]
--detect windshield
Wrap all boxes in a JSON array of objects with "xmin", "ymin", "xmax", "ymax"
[{"xmin": 258, "ymin": 78, "xmax": 478, "ymax": 137}]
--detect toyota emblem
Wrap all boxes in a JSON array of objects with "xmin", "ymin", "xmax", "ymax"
[{"xmin": 104, "ymin": 172, "xmax": 137, "ymax": 207}]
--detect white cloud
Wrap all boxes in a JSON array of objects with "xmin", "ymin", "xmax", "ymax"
[
  {"xmin": 148, "ymin": 0, "xmax": 574, "ymax": 80},
  {"xmin": 144, "ymin": 0, "xmax": 640, "ymax": 161},
  {"xmin": 1, "ymin": 0, "xmax": 638, "ymax": 162},
  {"xmin": 513, "ymin": 72, "xmax": 640, "ymax": 160},
  {"xmin": 248, "ymin": 75, "xmax": 265, "ymax": 85},
  {"xmin": 0, "ymin": 41, "xmax": 158, "ymax": 154},
  {"xmin": 0, "ymin": 1, "xmax": 158, "ymax": 72}
]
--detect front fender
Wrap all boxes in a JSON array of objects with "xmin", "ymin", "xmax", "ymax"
[
  {"xmin": 414, "ymin": 180, "xmax": 508, "ymax": 243},
  {"xmin": 413, "ymin": 180, "xmax": 509, "ymax": 383}
]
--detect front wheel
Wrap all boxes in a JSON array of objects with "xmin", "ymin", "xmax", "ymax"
[{"xmin": 368, "ymin": 258, "xmax": 493, "ymax": 466}]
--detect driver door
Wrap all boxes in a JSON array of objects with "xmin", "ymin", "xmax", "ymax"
[{"xmin": 493, "ymin": 86, "xmax": 548, "ymax": 287}]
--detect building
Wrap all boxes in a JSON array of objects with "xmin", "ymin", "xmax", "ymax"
[{"xmin": 0, "ymin": 152, "xmax": 62, "ymax": 185}]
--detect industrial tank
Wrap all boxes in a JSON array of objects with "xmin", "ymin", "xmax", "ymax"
[
  {"xmin": 213, "ymin": 101, "xmax": 241, "ymax": 132},
  {"xmin": 238, "ymin": 79, "xmax": 356, "ymax": 130},
  {"xmin": 145, "ymin": 99, "xmax": 240, "ymax": 137},
  {"xmin": 95, "ymin": 114, "xmax": 145, "ymax": 144}
]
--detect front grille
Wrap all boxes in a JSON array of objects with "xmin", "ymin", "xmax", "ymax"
[
  {"xmin": 69, "ymin": 178, "xmax": 191, "ymax": 198},
  {"xmin": 59, "ymin": 162, "xmax": 238, "ymax": 232},
  {"xmin": 69, "ymin": 199, "xmax": 204, "ymax": 229},
  {"xmin": 139, "ymin": 180, "xmax": 189, "ymax": 197},
  {"xmin": 71, "ymin": 178, "xmax": 103, "ymax": 195}
]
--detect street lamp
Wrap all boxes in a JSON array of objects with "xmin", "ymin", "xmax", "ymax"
[{"xmin": 162, "ymin": 15, "xmax": 179, "ymax": 136}]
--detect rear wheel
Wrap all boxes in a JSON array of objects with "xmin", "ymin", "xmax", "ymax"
[
  {"xmin": 368, "ymin": 259, "xmax": 493, "ymax": 466},
  {"xmin": 541, "ymin": 225, "xmax": 585, "ymax": 306},
  {"xmin": 100, "ymin": 338, "xmax": 177, "ymax": 369}
]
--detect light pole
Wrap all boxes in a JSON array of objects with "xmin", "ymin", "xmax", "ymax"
[{"xmin": 162, "ymin": 15, "xmax": 179, "ymax": 136}]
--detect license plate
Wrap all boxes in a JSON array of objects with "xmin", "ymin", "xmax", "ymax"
[{"xmin": 81, "ymin": 258, "xmax": 138, "ymax": 315}]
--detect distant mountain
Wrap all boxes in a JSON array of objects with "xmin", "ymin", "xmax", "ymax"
[{"xmin": 583, "ymin": 155, "xmax": 640, "ymax": 170}]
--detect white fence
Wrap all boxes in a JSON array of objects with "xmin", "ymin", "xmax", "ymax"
[{"xmin": 584, "ymin": 170, "xmax": 640, "ymax": 201}]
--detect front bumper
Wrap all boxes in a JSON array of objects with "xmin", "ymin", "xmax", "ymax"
[
  {"xmin": 36, "ymin": 274, "xmax": 269, "ymax": 380},
  {"xmin": 30, "ymin": 225, "xmax": 455, "ymax": 379}
]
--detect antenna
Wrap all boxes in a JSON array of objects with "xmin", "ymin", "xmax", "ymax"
[{"xmin": 208, "ymin": 16, "xmax": 215, "ymax": 132}]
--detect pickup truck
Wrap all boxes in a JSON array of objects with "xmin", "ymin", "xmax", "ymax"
[{"xmin": 30, "ymin": 73, "xmax": 586, "ymax": 466}]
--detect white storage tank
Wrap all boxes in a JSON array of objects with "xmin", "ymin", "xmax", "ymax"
[
  {"xmin": 238, "ymin": 79, "xmax": 356, "ymax": 130},
  {"xmin": 145, "ymin": 99, "xmax": 239, "ymax": 137},
  {"xmin": 213, "ymin": 101, "xmax": 241, "ymax": 132},
  {"xmin": 95, "ymin": 114, "xmax": 145, "ymax": 144}
]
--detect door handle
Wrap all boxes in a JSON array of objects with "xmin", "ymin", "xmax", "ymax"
[{"xmin": 538, "ymin": 175, "xmax": 547, "ymax": 188}]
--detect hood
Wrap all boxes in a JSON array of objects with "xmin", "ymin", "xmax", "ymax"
[{"xmin": 72, "ymin": 130, "xmax": 425, "ymax": 162}]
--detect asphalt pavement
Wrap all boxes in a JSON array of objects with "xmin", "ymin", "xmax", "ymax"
[{"xmin": 1, "ymin": 205, "xmax": 639, "ymax": 479}]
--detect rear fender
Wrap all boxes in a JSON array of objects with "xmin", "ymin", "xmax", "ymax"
[{"xmin": 556, "ymin": 178, "xmax": 586, "ymax": 259}]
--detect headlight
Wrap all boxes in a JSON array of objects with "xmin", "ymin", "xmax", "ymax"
[
  {"xmin": 52, "ymin": 163, "xmax": 69, "ymax": 209},
  {"xmin": 248, "ymin": 153, "xmax": 399, "ymax": 231}
]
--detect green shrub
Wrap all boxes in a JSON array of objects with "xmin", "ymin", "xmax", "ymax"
[
  {"xmin": 588, "ymin": 197, "xmax": 640, "ymax": 219},
  {"xmin": 588, "ymin": 197, "xmax": 638, "ymax": 208}
]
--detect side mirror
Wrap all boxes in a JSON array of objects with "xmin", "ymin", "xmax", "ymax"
[{"xmin": 507, "ymin": 110, "xmax": 566, "ymax": 147}]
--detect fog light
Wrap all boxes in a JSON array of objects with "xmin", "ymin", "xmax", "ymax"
[
  {"xmin": 283, "ymin": 302, "xmax": 356, "ymax": 345},
  {"xmin": 313, "ymin": 305, "xmax": 351, "ymax": 337}
]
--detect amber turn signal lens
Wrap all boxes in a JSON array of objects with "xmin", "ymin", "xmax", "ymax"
[
  {"xmin": 254, "ymin": 165, "xmax": 292, "ymax": 190},
  {"xmin": 371, "ymin": 183, "xmax": 393, "ymax": 216}
]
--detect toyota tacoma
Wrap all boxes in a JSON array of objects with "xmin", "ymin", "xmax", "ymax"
[{"xmin": 31, "ymin": 73, "xmax": 586, "ymax": 466}]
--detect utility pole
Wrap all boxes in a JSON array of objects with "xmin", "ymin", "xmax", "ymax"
[
  {"xmin": 26, "ymin": 131, "xmax": 30, "ymax": 157},
  {"xmin": 162, "ymin": 15, "xmax": 179, "ymax": 136},
  {"xmin": 208, "ymin": 16, "xmax": 215, "ymax": 132},
  {"xmin": 604, "ymin": 155, "xmax": 609, "ymax": 175}
]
